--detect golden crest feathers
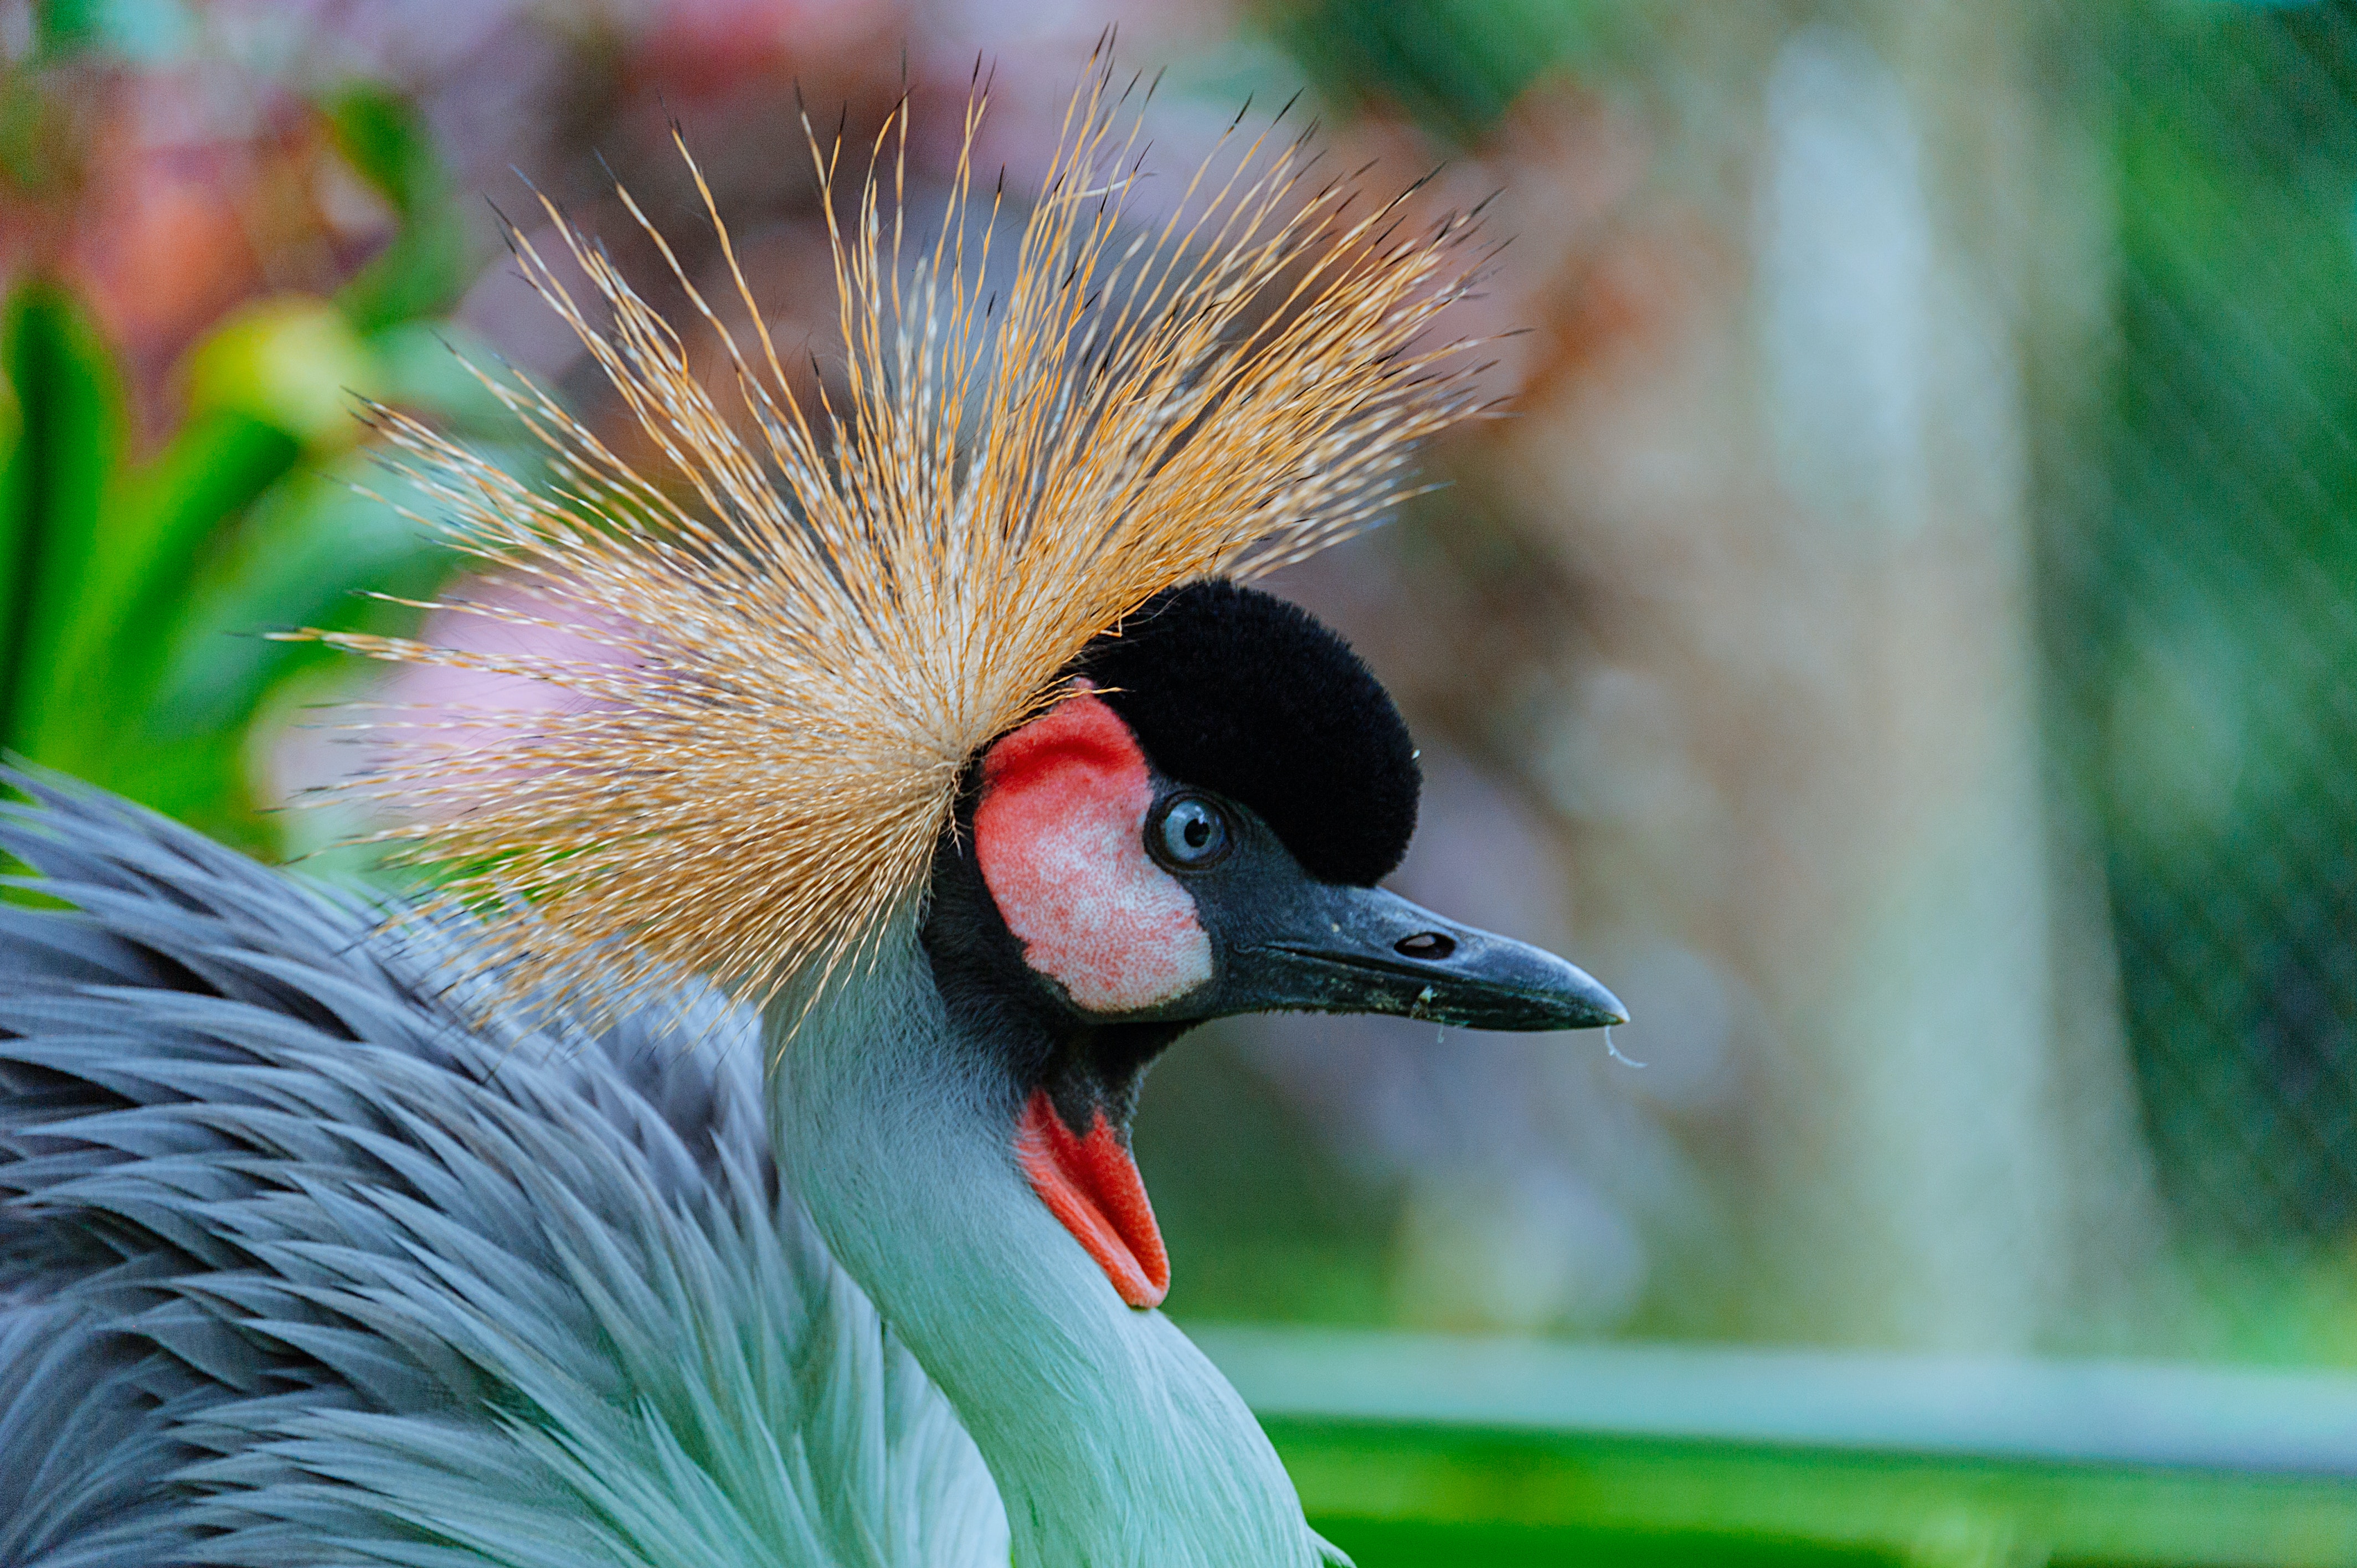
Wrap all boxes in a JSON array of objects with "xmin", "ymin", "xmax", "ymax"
[{"xmin": 302, "ymin": 58, "xmax": 1489, "ymax": 1023}]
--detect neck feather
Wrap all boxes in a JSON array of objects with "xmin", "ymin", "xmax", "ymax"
[{"xmin": 763, "ymin": 922, "xmax": 1332, "ymax": 1568}]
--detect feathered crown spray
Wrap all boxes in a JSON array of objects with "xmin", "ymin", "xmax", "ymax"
[{"xmin": 296, "ymin": 51, "xmax": 1492, "ymax": 1025}]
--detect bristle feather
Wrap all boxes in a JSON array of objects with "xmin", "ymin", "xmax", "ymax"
[{"xmin": 292, "ymin": 60, "xmax": 1489, "ymax": 1033}]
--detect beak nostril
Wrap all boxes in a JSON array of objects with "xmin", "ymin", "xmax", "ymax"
[{"xmin": 1393, "ymin": 931, "xmax": 1456, "ymax": 961}]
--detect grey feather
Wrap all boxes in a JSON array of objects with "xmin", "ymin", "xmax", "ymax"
[{"xmin": 0, "ymin": 774, "xmax": 1007, "ymax": 1567}]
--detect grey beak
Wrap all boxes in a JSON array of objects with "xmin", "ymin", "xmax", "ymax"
[{"xmin": 1223, "ymin": 883, "xmax": 1627, "ymax": 1031}]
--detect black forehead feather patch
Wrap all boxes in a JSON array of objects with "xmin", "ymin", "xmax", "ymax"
[{"xmin": 1075, "ymin": 580, "xmax": 1419, "ymax": 886}]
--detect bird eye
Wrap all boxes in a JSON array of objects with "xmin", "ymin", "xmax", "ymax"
[{"xmin": 1151, "ymin": 796, "xmax": 1231, "ymax": 869}]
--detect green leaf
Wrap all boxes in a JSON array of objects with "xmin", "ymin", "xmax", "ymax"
[
  {"xmin": 0, "ymin": 327, "xmax": 19, "ymax": 672},
  {"xmin": 154, "ymin": 448, "xmax": 478, "ymax": 745},
  {"xmin": 32, "ymin": 292, "xmax": 402, "ymax": 783},
  {"xmin": 20, "ymin": 410, "xmax": 299, "ymax": 781},
  {"xmin": 321, "ymin": 84, "xmax": 440, "ymax": 218},
  {"xmin": 338, "ymin": 212, "xmax": 472, "ymax": 335},
  {"xmin": 0, "ymin": 280, "xmax": 126, "ymax": 760},
  {"xmin": 322, "ymin": 85, "xmax": 471, "ymax": 334},
  {"xmin": 182, "ymin": 295, "xmax": 383, "ymax": 448},
  {"xmin": 30, "ymin": 0, "xmax": 106, "ymax": 55}
]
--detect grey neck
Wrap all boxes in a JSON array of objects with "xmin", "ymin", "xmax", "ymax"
[{"xmin": 763, "ymin": 921, "xmax": 1331, "ymax": 1568}]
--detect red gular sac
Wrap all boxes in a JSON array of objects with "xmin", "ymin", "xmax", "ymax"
[{"xmin": 1015, "ymin": 1087, "xmax": 1170, "ymax": 1309}]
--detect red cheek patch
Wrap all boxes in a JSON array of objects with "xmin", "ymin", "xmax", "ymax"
[{"xmin": 974, "ymin": 688, "xmax": 1213, "ymax": 1013}]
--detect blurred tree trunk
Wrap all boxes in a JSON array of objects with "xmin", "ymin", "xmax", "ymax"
[{"xmin": 1489, "ymin": 2, "xmax": 2165, "ymax": 1352}]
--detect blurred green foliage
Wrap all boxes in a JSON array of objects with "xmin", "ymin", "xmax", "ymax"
[
  {"xmin": 1270, "ymin": 0, "xmax": 1638, "ymax": 142},
  {"xmin": 0, "ymin": 71, "xmax": 492, "ymax": 852},
  {"xmin": 1276, "ymin": 0, "xmax": 2357, "ymax": 1360},
  {"xmin": 1313, "ymin": 1517, "xmax": 1879, "ymax": 1567},
  {"xmin": 1145, "ymin": 1029, "xmax": 1402, "ymax": 1326},
  {"xmin": 1272, "ymin": 1409, "xmax": 2357, "ymax": 1568},
  {"xmin": 328, "ymin": 85, "xmax": 475, "ymax": 335},
  {"xmin": 29, "ymin": 0, "xmax": 195, "ymax": 64},
  {"xmin": 2072, "ymin": 1, "xmax": 2357, "ymax": 1268}
]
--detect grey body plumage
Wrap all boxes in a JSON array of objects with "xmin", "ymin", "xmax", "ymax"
[{"xmin": 0, "ymin": 775, "xmax": 1004, "ymax": 1566}]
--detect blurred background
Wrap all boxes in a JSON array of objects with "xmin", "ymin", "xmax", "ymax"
[{"xmin": 6, "ymin": 0, "xmax": 2357, "ymax": 1562}]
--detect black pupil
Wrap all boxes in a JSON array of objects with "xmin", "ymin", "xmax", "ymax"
[{"xmin": 1183, "ymin": 817, "xmax": 1211, "ymax": 848}]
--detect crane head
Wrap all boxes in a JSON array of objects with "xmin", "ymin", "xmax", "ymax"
[
  {"xmin": 922, "ymin": 580, "xmax": 1624, "ymax": 1308},
  {"xmin": 288, "ymin": 72, "xmax": 1615, "ymax": 1328}
]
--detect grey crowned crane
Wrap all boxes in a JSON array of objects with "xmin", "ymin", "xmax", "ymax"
[{"xmin": 0, "ymin": 66, "xmax": 1623, "ymax": 1568}]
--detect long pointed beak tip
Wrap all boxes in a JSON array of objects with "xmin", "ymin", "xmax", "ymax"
[{"xmin": 1561, "ymin": 967, "xmax": 1630, "ymax": 1031}]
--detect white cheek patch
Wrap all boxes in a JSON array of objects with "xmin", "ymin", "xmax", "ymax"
[{"xmin": 974, "ymin": 690, "xmax": 1214, "ymax": 1013}]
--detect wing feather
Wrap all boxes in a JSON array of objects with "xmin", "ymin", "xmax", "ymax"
[{"xmin": 1, "ymin": 775, "xmax": 1006, "ymax": 1567}]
